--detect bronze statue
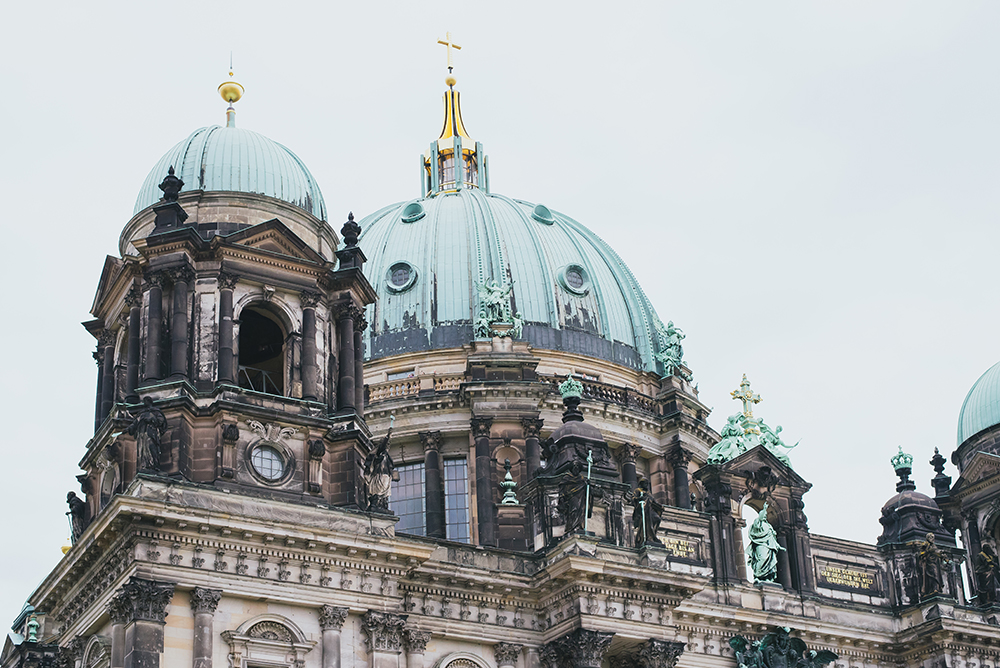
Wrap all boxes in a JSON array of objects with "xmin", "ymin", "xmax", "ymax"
[
  {"xmin": 626, "ymin": 478, "xmax": 663, "ymax": 546},
  {"xmin": 557, "ymin": 460, "xmax": 602, "ymax": 534},
  {"xmin": 128, "ymin": 396, "xmax": 167, "ymax": 472},
  {"xmin": 363, "ymin": 420, "xmax": 395, "ymax": 513},
  {"xmin": 66, "ymin": 492, "xmax": 87, "ymax": 543},
  {"xmin": 917, "ymin": 532, "xmax": 945, "ymax": 598},
  {"xmin": 975, "ymin": 543, "xmax": 999, "ymax": 605}
]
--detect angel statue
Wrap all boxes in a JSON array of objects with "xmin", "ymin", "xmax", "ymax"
[
  {"xmin": 476, "ymin": 279, "xmax": 513, "ymax": 324},
  {"xmin": 364, "ymin": 415, "xmax": 397, "ymax": 513},
  {"xmin": 654, "ymin": 319, "xmax": 691, "ymax": 380},
  {"xmin": 729, "ymin": 627, "xmax": 837, "ymax": 668}
]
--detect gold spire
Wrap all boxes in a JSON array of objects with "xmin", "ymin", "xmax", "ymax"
[
  {"xmin": 438, "ymin": 89, "xmax": 472, "ymax": 141},
  {"xmin": 218, "ymin": 69, "xmax": 244, "ymax": 128},
  {"xmin": 437, "ymin": 31, "xmax": 461, "ymax": 87}
]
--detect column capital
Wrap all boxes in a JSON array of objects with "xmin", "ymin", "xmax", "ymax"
[
  {"xmin": 494, "ymin": 643, "xmax": 523, "ymax": 667},
  {"xmin": 471, "ymin": 417, "xmax": 493, "ymax": 438},
  {"xmin": 402, "ymin": 629, "xmax": 431, "ymax": 654},
  {"xmin": 615, "ymin": 443, "xmax": 641, "ymax": 465},
  {"xmin": 361, "ymin": 611, "xmax": 406, "ymax": 653},
  {"xmin": 543, "ymin": 629, "xmax": 614, "ymax": 668},
  {"xmin": 635, "ymin": 639, "xmax": 685, "ymax": 668},
  {"xmin": 520, "ymin": 417, "xmax": 544, "ymax": 438},
  {"xmin": 300, "ymin": 290, "xmax": 323, "ymax": 308},
  {"xmin": 143, "ymin": 270, "xmax": 171, "ymax": 289},
  {"xmin": 217, "ymin": 271, "xmax": 240, "ymax": 291},
  {"xmin": 332, "ymin": 301, "xmax": 363, "ymax": 322},
  {"xmin": 419, "ymin": 431, "xmax": 442, "ymax": 453},
  {"xmin": 319, "ymin": 605, "xmax": 349, "ymax": 630},
  {"xmin": 124, "ymin": 286, "xmax": 142, "ymax": 308},
  {"xmin": 189, "ymin": 587, "xmax": 222, "ymax": 614},
  {"xmin": 168, "ymin": 265, "xmax": 196, "ymax": 285},
  {"xmin": 98, "ymin": 329, "xmax": 117, "ymax": 349},
  {"xmin": 668, "ymin": 446, "xmax": 691, "ymax": 468},
  {"xmin": 354, "ymin": 312, "xmax": 368, "ymax": 332},
  {"xmin": 111, "ymin": 577, "xmax": 175, "ymax": 623}
]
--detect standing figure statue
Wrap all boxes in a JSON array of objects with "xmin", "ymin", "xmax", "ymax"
[
  {"xmin": 626, "ymin": 478, "xmax": 663, "ymax": 546},
  {"xmin": 917, "ymin": 532, "xmax": 946, "ymax": 598},
  {"xmin": 747, "ymin": 502, "xmax": 785, "ymax": 582},
  {"xmin": 558, "ymin": 460, "xmax": 602, "ymax": 534},
  {"xmin": 654, "ymin": 319, "xmax": 691, "ymax": 380},
  {"xmin": 975, "ymin": 544, "xmax": 999, "ymax": 605},
  {"xmin": 364, "ymin": 417, "xmax": 396, "ymax": 513},
  {"xmin": 707, "ymin": 413, "xmax": 747, "ymax": 464},
  {"xmin": 128, "ymin": 396, "xmax": 168, "ymax": 472},
  {"xmin": 66, "ymin": 492, "xmax": 88, "ymax": 544}
]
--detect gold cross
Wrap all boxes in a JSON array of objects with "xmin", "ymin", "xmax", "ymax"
[
  {"xmin": 437, "ymin": 32, "xmax": 462, "ymax": 72},
  {"xmin": 731, "ymin": 374, "xmax": 762, "ymax": 418}
]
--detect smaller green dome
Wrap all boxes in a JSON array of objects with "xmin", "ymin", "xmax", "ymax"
[
  {"xmin": 134, "ymin": 125, "xmax": 327, "ymax": 220},
  {"xmin": 957, "ymin": 360, "xmax": 1000, "ymax": 444}
]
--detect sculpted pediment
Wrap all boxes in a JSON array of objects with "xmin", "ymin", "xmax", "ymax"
[
  {"xmin": 953, "ymin": 451, "xmax": 1000, "ymax": 492},
  {"xmin": 719, "ymin": 445, "xmax": 812, "ymax": 490},
  {"xmin": 223, "ymin": 219, "xmax": 325, "ymax": 263},
  {"xmin": 90, "ymin": 255, "xmax": 125, "ymax": 314}
]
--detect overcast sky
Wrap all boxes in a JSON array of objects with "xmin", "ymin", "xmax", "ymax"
[{"xmin": 1, "ymin": 1, "xmax": 998, "ymax": 625}]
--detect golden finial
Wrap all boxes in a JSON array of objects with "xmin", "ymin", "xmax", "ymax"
[
  {"xmin": 437, "ymin": 32, "xmax": 461, "ymax": 87},
  {"xmin": 218, "ymin": 70, "xmax": 244, "ymax": 105}
]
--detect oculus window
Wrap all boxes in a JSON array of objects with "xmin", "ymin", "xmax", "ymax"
[
  {"xmin": 249, "ymin": 445, "xmax": 286, "ymax": 482},
  {"xmin": 557, "ymin": 264, "xmax": 591, "ymax": 297},
  {"xmin": 385, "ymin": 262, "xmax": 418, "ymax": 293}
]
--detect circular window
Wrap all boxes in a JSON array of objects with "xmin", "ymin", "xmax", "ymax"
[
  {"xmin": 557, "ymin": 264, "xmax": 591, "ymax": 296},
  {"xmin": 385, "ymin": 261, "xmax": 418, "ymax": 293},
  {"xmin": 401, "ymin": 201, "xmax": 426, "ymax": 223},
  {"xmin": 250, "ymin": 445, "xmax": 286, "ymax": 482},
  {"xmin": 531, "ymin": 203, "xmax": 555, "ymax": 225}
]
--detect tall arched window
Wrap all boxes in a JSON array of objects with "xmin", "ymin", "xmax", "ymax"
[{"xmin": 238, "ymin": 307, "xmax": 286, "ymax": 396}]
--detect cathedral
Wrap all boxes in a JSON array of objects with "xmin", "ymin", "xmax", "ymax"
[{"xmin": 3, "ymin": 41, "xmax": 1000, "ymax": 668}]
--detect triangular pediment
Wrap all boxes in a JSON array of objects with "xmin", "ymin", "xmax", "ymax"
[
  {"xmin": 953, "ymin": 451, "xmax": 1000, "ymax": 493},
  {"xmin": 720, "ymin": 445, "xmax": 812, "ymax": 490},
  {"xmin": 222, "ymin": 219, "xmax": 325, "ymax": 263},
  {"xmin": 90, "ymin": 255, "xmax": 125, "ymax": 315}
]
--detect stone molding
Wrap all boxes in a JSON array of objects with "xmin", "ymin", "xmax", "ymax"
[
  {"xmin": 494, "ymin": 643, "xmax": 523, "ymax": 666},
  {"xmin": 110, "ymin": 577, "xmax": 174, "ymax": 623},
  {"xmin": 402, "ymin": 629, "xmax": 431, "ymax": 654},
  {"xmin": 361, "ymin": 611, "xmax": 406, "ymax": 653},
  {"xmin": 189, "ymin": 587, "xmax": 222, "ymax": 614},
  {"xmin": 318, "ymin": 605, "xmax": 348, "ymax": 630}
]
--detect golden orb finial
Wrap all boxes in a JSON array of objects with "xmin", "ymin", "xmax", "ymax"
[
  {"xmin": 218, "ymin": 71, "xmax": 244, "ymax": 105},
  {"xmin": 445, "ymin": 74, "xmax": 457, "ymax": 88},
  {"xmin": 61, "ymin": 541, "xmax": 71, "ymax": 555}
]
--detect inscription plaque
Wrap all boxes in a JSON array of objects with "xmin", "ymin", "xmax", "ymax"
[{"xmin": 816, "ymin": 561, "xmax": 881, "ymax": 594}]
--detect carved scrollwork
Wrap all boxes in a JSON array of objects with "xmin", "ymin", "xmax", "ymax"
[
  {"xmin": 217, "ymin": 271, "xmax": 240, "ymax": 291},
  {"xmin": 419, "ymin": 431, "xmax": 442, "ymax": 452},
  {"xmin": 247, "ymin": 621, "xmax": 293, "ymax": 642},
  {"xmin": 471, "ymin": 417, "xmax": 493, "ymax": 439},
  {"xmin": 111, "ymin": 577, "xmax": 174, "ymax": 623},
  {"xmin": 402, "ymin": 629, "xmax": 431, "ymax": 654},
  {"xmin": 319, "ymin": 605, "xmax": 348, "ymax": 631},
  {"xmin": 361, "ymin": 611, "xmax": 406, "ymax": 652},
  {"xmin": 300, "ymin": 291, "xmax": 322, "ymax": 309},
  {"xmin": 494, "ymin": 643, "xmax": 523, "ymax": 666},
  {"xmin": 521, "ymin": 417, "xmax": 544, "ymax": 438},
  {"xmin": 189, "ymin": 588, "xmax": 222, "ymax": 614}
]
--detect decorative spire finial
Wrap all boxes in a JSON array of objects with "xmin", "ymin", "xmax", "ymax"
[
  {"xmin": 218, "ymin": 67, "xmax": 244, "ymax": 128},
  {"xmin": 891, "ymin": 445, "xmax": 913, "ymax": 471},
  {"xmin": 731, "ymin": 374, "xmax": 762, "ymax": 418},
  {"xmin": 891, "ymin": 446, "xmax": 916, "ymax": 493},
  {"xmin": 341, "ymin": 211, "xmax": 361, "ymax": 248},
  {"xmin": 437, "ymin": 31, "xmax": 462, "ymax": 86},
  {"xmin": 500, "ymin": 458, "xmax": 519, "ymax": 505},
  {"xmin": 559, "ymin": 374, "xmax": 583, "ymax": 399},
  {"xmin": 158, "ymin": 165, "xmax": 184, "ymax": 202},
  {"xmin": 25, "ymin": 613, "xmax": 38, "ymax": 643}
]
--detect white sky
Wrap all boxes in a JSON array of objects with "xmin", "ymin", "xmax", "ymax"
[{"xmin": 2, "ymin": 1, "xmax": 998, "ymax": 625}]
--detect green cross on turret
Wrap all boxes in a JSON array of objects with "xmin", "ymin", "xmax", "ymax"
[{"xmin": 731, "ymin": 374, "xmax": 762, "ymax": 418}]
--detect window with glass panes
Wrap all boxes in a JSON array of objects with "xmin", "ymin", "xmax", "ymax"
[
  {"xmin": 390, "ymin": 463, "xmax": 425, "ymax": 536},
  {"xmin": 443, "ymin": 459, "xmax": 471, "ymax": 542}
]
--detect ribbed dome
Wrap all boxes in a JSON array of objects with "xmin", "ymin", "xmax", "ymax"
[
  {"xmin": 134, "ymin": 126, "xmax": 326, "ymax": 220},
  {"xmin": 957, "ymin": 360, "xmax": 1000, "ymax": 444},
  {"xmin": 358, "ymin": 188, "xmax": 666, "ymax": 372}
]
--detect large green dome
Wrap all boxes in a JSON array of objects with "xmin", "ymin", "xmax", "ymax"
[
  {"xmin": 957, "ymin": 360, "xmax": 1000, "ymax": 444},
  {"xmin": 134, "ymin": 125, "xmax": 327, "ymax": 221},
  {"xmin": 358, "ymin": 188, "xmax": 667, "ymax": 372}
]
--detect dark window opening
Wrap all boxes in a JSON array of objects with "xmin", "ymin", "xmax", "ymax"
[
  {"xmin": 238, "ymin": 307, "xmax": 285, "ymax": 396},
  {"xmin": 391, "ymin": 265, "xmax": 411, "ymax": 287},
  {"xmin": 566, "ymin": 269, "xmax": 584, "ymax": 289}
]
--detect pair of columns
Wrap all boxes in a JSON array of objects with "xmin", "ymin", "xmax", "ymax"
[
  {"xmin": 332, "ymin": 301, "xmax": 366, "ymax": 414},
  {"xmin": 541, "ymin": 630, "xmax": 684, "ymax": 668}
]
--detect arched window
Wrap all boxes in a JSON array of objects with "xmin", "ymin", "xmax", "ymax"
[{"xmin": 238, "ymin": 307, "xmax": 286, "ymax": 396}]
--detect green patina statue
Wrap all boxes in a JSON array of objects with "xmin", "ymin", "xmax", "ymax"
[
  {"xmin": 705, "ymin": 376, "xmax": 799, "ymax": 468},
  {"xmin": 747, "ymin": 503, "xmax": 785, "ymax": 582},
  {"xmin": 654, "ymin": 318, "xmax": 692, "ymax": 380},
  {"xmin": 475, "ymin": 278, "xmax": 520, "ymax": 339},
  {"xmin": 730, "ymin": 627, "xmax": 837, "ymax": 668}
]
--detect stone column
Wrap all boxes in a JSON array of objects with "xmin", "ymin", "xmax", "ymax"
[
  {"xmin": 669, "ymin": 447, "xmax": 691, "ymax": 509},
  {"xmin": 361, "ymin": 611, "xmax": 406, "ymax": 668},
  {"xmin": 98, "ymin": 330, "xmax": 117, "ymax": 427},
  {"xmin": 300, "ymin": 291, "xmax": 321, "ymax": 401},
  {"xmin": 402, "ymin": 629, "xmax": 430, "ymax": 668},
  {"xmin": 494, "ymin": 643, "xmax": 523, "ymax": 668},
  {"xmin": 110, "ymin": 577, "xmax": 175, "ymax": 668},
  {"xmin": 421, "ymin": 431, "xmax": 445, "ymax": 539},
  {"xmin": 634, "ymin": 639, "xmax": 685, "ymax": 668},
  {"xmin": 125, "ymin": 287, "xmax": 142, "ymax": 403},
  {"xmin": 189, "ymin": 588, "xmax": 221, "ymax": 668},
  {"xmin": 521, "ymin": 418, "xmax": 544, "ymax": 479},
  {"xmin": 319, "ymin": 605, "xmax": 348, "ymax": 668},
  {"xmin": 472, "ymin": 417, "xmax": 495, "ymax": 547},
  {"xmin": 334, "ymin": 302, "xmax": 360, "ymax": 414},
  {"xmin": 144, "ymin": 272, "xmax": 167, "ymax": 383},
  {"xmin": 776, "ymin": 534, "xmax": 793, "ymax": 589},
  {"xmin": 354, "ymin": 313, "xmax": 367, "ymax": 414},
  {"xmin": 169, "ymin": 267, "xmax": 193, "ymax": 380},
  {"xmin": 542, "ymin": 629, "xmax": 613, "ymax": 668},
  {"xmin": 216, "ymin": 272, "xmax": 239, "ymax": 386},
  {"xmin": 107, "ymin": 594, "xmax": 130, "ymax": 668},
  {"xmin": 616, "ymin": 443, "xmax": 641, "ymax": 490}
]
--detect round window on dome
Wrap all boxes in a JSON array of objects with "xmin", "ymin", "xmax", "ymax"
[
  {"xmin": 385, "ymin": 262, "xmax": 418, "ymax": 293},
  {"xmin": 531, "ymin": 203, "xmax": 555, "ymax": 225},
  {"xmin": 558, "ymin": 264, "xmax": 591, "ymax": 296},
  {"xmin": 249, "ymin": 444, "xmax": 288, "ymax": 483},
  {"xmin": 401, "ymin": 201, "xmax": 426, "ymax": 223}
]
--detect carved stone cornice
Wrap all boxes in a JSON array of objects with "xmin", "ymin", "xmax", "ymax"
[
  {"xmin": 419, "ymin": 431, "xmax": 442, "ymax": 453},
  {"xmin": 319, "ymin": 605, "xmax": 349, "ymax": 630},
  {"xmin": 362, "ymin": 611, "xmax": 406, "ymax": 652},
  {"xmin": 113, "ymin": 577, "xmax": 175, "ymax": 623},
  {"xmin": 635, "ymin": 639, "xmax": 685, "ymax": 668},
  {"xmin": 471, "ymin": 417, "xmax": 493, "ymax": 439},
  {"xmin": 615, "ymin": 443, "xmax": 641, "ymax": 465},
  {"xmin": 189, "ymin": 587, "xmax": 222, "ymax": 614},
  {"xmin": 402, "ymin": 629, "xmax": 431, "ymax": 654},
  {"xmin": 494, "ymin": 643, "xmax": 524, "ymax": 666},
  {"xmin": 543, "ymin": 629, "xmax": 614, "ymax": 668},
  {"xmin": 521, "ymin": 418, "xmax": 544, "ymax": 438},
  {"xmin": 217, "ymin": 271, "xmax": 240, "ymax": 291},
  {"xmin": 300, "ymin": 291, "xmax": 322, "ymax": 309}
]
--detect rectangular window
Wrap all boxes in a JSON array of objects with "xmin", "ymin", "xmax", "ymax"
[
  {"xmin": 444, "ymin": 459, "xmax": 471, "ymax": 543},
  {"xmin": 390, "ymin": 463, "xmax": 425, "ymax": 536}
]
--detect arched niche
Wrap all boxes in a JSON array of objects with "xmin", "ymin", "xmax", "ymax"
[
  {"xmin": 221, "ymin": 614, "xmax": 316, "ymax": 668},
  {"xmin": 81, "ymin": 635, "xmax": 111, "ymax": 668},
  {"xmin": 432, "ymin": 653, "xmax": 492, "ymax": 668},
  {"xmin": 234, "ymin": 296, "xmax": 299, "ymax": 397}
]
